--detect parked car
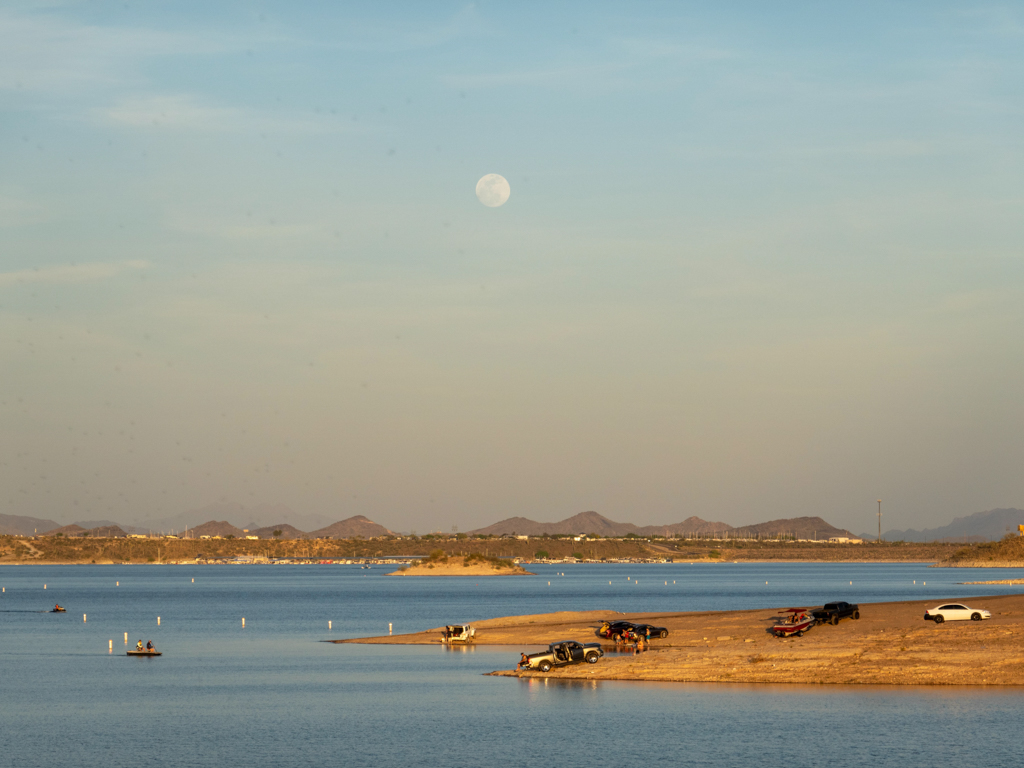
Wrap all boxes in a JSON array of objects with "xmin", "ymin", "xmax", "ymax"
[
  {"xmin": 811, "ymin": 601, "xmax": 860, "ymax": 625},
  {"xmin": 598, "ymin": 620, "xmax": 636, "ymax": 638},
  {"xmin": 442, "ymin": 624, "xmax": 475, "ymax": 643},
  {"xmin": 523, "ymin": 641, "xmax": 604, "ymax": 672},
  {"xmin": 598, "ymin": 620, "xmax": 669, "ymax": 639},
  {"xmin": 631, "ymin": 623, "xmax": 669, "ymax": 639},
  {"xmin": 924, "ymin": 604, "xmax": 991, "ymax": 623}
]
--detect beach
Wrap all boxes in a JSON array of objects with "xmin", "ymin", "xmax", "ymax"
[{"xmin": 339, "ymin": 594, "xmax": 1024, "ymax": 685}]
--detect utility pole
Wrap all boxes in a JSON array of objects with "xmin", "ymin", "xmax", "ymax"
[{"xmin": 877, "ymin": 500, "xmax": 882, "ymax": 542}]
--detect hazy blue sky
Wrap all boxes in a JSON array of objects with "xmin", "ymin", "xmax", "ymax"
[{"xmin": 2, "ymin": 1, "xmax": 1022, "ymax": 533}]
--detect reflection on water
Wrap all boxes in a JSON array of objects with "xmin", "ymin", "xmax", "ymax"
[{"xmin": 442, "ymin": 642, "xmax": 477, "ymax": 653}]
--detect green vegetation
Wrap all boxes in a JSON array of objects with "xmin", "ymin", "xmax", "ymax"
[{"xmin": 534, "ymin": 550, "xmax": 549, "ymax": 559}]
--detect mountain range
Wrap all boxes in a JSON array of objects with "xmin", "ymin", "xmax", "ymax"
[
  {"xmin": 4, "ymin": 505, "xmax": 1022, "ymax": 542},
  {"xmin": 468, "ymin": 510, "xmax": 854, "ymax": 540},
  {"xmin": 866, "ymin": 508, "xmax": 1024, "ymax": 543}
]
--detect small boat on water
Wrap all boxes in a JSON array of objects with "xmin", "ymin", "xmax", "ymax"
[
  {"xmin": 50, "ymin": 607, "xmax": 66, "ymax": 613},
  {"xmin": 772, "ymin": 608, "xmax": 816, "ymax": 638},
  {"xmin": 127, "ymin": 649, "xmax": 162, "ymax": 657}
]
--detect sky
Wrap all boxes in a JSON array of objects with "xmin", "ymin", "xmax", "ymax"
[{"xmin": 2, "ymin": 1, "xmax": 1023, "ymax": 534}]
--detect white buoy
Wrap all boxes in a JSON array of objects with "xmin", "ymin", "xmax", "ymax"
[
  {"xmin": 242, "ymin": 617, "xmax": 245, "ymax": 627},
  {"xmin": 124, "ymin": 632, "xmax": 128, "ymax": 644},
  {"xmin": 673, "ymin": 581, "xmax": 676, "ymax": 584},
  {"xmin": 548, "ymin": 581, "xmax": 551, "ymax": 585},
  {"xmin": 44, "ymin": 584, "xmax": 46, "ymax": 589},
  {"xmin": 850, "ymin": 581, "xmax": 852, "ymax": 585},
  {"xmin": 108, "ymin": 639, "xmax": 112, "ymax": 653},
  {"xmin": 389, "ymin": 623, "xmax": 392, "ymax": 635},
  {"xmin": 191, "ymin": 578, "xmax": 194, "ymax": 583},
  {"xmin": 116, "ymin": 581, "xmax": 119, "ymax": 586},
  {"xmin": 923, "ymin": 582, "xmax": 926, "ymax": 585},
  {"xmin": 83, "ymin": 614, "xmax": 87, "ymax": 622},
  {"xmin": 157, "ymin": 616, "xmax": 161, "ymax": 625},
  {"xmin": 328, "ymin": 620, "xmax": 332, "ymax": 630}
]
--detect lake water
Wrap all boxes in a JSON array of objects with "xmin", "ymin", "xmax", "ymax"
[{"xmin": 2, "ymin": 562, "xmax": 1021, "ymax": 768}]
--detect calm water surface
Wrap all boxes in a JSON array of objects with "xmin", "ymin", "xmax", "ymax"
[{"xmin": 1, "ymin": 563, "xmax": 1020, "ymax": 767}]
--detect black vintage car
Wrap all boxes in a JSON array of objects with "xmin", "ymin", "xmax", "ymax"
[{"xmin": 811, "ymin": 601, "xmax": 860, "ymax": 625}]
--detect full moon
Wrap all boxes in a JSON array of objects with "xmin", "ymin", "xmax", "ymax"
[{"xmin": 475, "ymin": 173, "xmax": 510, "ymax": 207}]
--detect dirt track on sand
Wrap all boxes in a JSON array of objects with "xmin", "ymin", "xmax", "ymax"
[{"xmin": 335, "ymin": 595, "xmax": 1024, "ymax": 686}]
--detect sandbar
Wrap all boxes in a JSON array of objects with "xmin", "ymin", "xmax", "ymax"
[
  {"xmin": 336, "ymin": 594, "xmax": 1024, "ymax": 685},
  {"xmin": 389, "ymin": 555, "xmax": 534, "ymax": 576}
]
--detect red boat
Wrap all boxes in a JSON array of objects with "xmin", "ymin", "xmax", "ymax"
[{"xmin": 772, "ymin": 608, "xmax": 817, "ymax": 638}]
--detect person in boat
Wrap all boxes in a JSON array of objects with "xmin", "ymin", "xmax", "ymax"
[
  {"xmin": 146, "ymin": 640, "xmax": 154, "ymax": 651},
  {"xmin": 136, "ymin": 640, "xmax": 144, "ymax": 651},
  {"xmin": 54, "ymin": 604, "xmax": 62, "ymax": 611}
]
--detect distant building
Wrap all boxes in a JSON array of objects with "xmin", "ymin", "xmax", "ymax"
[{"xmin": 829, "ymin": 537, "xmax": 863, "ymax": 544}]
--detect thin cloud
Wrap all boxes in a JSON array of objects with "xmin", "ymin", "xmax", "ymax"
[
  {"xmin": 98, "ymin": 94, "xmax": 351, "ymax": 134},
  {"xmin": 0, "ymin": 260, "xmax": 148, "ymax": 288},
  {"xmin": 0, "ymin": 9, "xmax": 256, "ymax": 93}
]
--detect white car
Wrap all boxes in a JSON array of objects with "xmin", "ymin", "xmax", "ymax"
[{"xmin": 924, "ymin": 604, "xmax": 991, "ymax": 623}]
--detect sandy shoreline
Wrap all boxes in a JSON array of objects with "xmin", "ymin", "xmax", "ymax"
[{"xmin": 336, "ymin": 594, "xmax": 1024, "ymax": 686}]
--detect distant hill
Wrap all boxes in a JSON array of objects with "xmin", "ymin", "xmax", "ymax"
[
  {"xmin": 46, "ymin": 524, "xmax": 88, "ymax": 536},
  {"xmin": 188, "ymin": 520, "xmax": 247, "ymax": 538},
  {"xmin": 308, "ymin": 516, "xmax": 393, "ymax": 538},
  {"xmin": 249, "ymin": 523, "xmax": 306, "ymax": 539},
  {"xmin": 875, "ymin": 508, "xmax": 1024, "ymax": 543},
  {"xmin": 636, "ymin": 516, "xmax": 735, "ymax": 537},
  {"xmin": 732, "ymin": 516, "xmax": 854, "ymax": 540},
  {"xmin": 0, "ymin": 513, "xmax": 62, "ymax": 536},
  {"xmin": 129, "ymin": 503, "xmax": 335, "ymax": 535},
  {"xmin": 468, "ymin": 512, "xmax": 848, "ymax": 540}
]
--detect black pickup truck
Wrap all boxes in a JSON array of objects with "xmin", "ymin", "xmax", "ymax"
[{"xmin": 812, "ymin": 601, "xmax": 860, "ymax": 625}]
